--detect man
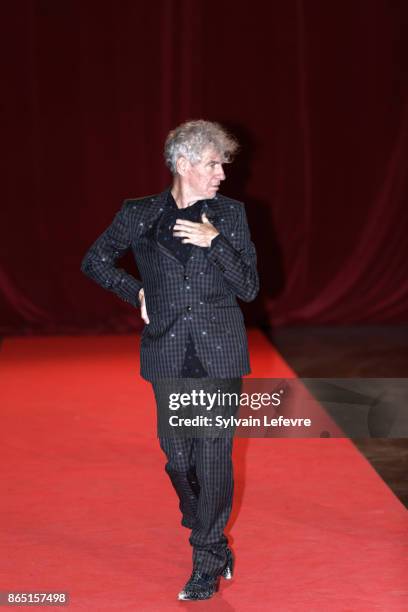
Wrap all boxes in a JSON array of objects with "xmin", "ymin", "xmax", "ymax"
[{"xmin": 81, "ymin": 120, "xmax": 259, "ymax": 600}]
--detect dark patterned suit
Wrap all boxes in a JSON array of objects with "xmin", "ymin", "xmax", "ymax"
[
  {"xmin": 81, "ymin": 187, "xmax": 259, "ymax": 574},
  {"xmin": 81, "ymin": 187, "xmax": 258, "ymax": 380}
]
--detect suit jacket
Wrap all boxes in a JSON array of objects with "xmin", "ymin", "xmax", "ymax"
[{"xmin": 81, "ymin": 187, "xmax": 259, "ymax": 381}]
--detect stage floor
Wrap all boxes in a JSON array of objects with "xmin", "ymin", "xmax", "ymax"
[{"xmin": 1, "ymin": 330, "xmax": 407, "ymax": 610}]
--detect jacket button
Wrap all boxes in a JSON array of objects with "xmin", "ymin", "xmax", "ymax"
[
  {"xmin": 184, "ymin": 275, "xmax": 189, "ymax": 280},
  {"xmin": 186, "ymin": 306, "xmax": 192, "ymax": 312}
]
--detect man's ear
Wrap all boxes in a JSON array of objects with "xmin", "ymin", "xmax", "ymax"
[{"xmin": 175, "ymin": 156, "xmax": 189, "ymax": 176}]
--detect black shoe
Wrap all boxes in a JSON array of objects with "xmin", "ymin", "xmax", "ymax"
[
  {"xmin": 221, "ymin": 547, "xmax": 234, "ymax": 580},
  {"xmin": 178, "ymin": 570, "xmax": 219, "ymax": 601}
]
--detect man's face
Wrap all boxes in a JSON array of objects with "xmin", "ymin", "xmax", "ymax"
[{"xmin": 181, "ymin": 146, "xmax": 226, "ymax": 200}]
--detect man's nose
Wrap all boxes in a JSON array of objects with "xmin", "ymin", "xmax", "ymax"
[{"xmin": 217, "ymin": 165, "xmax": 226, "ymax": 181}]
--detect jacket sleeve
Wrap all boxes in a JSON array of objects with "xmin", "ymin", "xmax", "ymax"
[
  {"xmin": 206, "ymin": 202, "xmax": 259, "ymax": 302},
  {"xmin": 80, "ymin": 202, "xmax": 143, "ymax": 307}
]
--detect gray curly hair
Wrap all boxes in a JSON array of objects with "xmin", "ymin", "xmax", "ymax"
[{"xmin": 164, "ymin": 119, "xmax": 239, "ymax": 175}]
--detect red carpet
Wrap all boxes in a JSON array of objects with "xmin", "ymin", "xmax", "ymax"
[{"xmin": 1, "ymin": 331, "xmax": 407, "ymax": 610}]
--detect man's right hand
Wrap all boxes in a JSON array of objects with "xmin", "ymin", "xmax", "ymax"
[{"xmin": 138, "ymin": 288, "xmax": 150, "ymax": 324}]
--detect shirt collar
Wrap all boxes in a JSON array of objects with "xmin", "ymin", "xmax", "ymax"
[{"xmin": 167, "ymin": 190, "xmax": 208, "ymax": 210}]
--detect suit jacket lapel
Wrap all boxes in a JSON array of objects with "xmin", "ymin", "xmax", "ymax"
[{"xmin": 151, "ymin": 188, "xmax": 185, "ymax": 267}]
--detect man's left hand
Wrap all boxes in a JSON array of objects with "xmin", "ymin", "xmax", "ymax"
[{"xmin": 173, "ymin": 212, "xmax": 219, "ymax": 247}]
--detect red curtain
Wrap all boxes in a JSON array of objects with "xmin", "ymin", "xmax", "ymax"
[{"xmin": 1, "ymin": 0, "xmax": 408, "ymax": 334}]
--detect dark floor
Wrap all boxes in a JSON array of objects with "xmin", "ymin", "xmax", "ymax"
[{"xmin": 267, "ymin": 326, "xmax": 408, "ymax": 509}]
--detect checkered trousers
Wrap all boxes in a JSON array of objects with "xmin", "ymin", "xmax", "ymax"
[
  {"xmin": 152, "ymin": 377, "xmax": 242, "ymax": 575},
  {"xmin": 81, "ymin": 188, "xmax": 259, "ymax": 381}
]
